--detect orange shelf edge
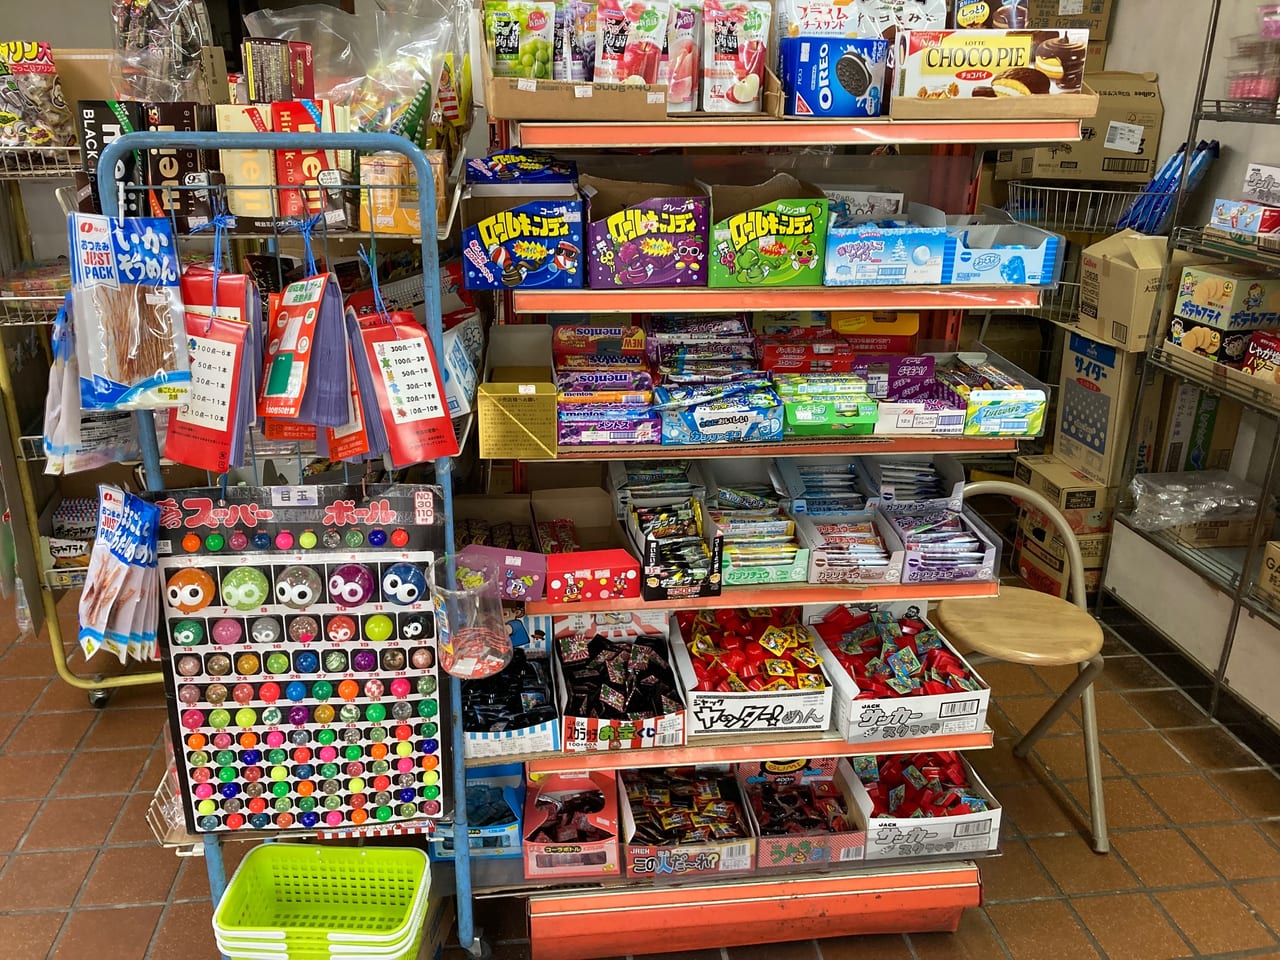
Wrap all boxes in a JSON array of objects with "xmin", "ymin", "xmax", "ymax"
[
  {"xmin": 512, "ymin": 286, "xmax": 1042, "ymax": 314},
  {"xmin": 527, "ymin": 864, "xmax": 982, "ymax": 960},
  {"xmin": 514, "ymin": 118, "xmax": 1083, "ymax": 149},
  {"xmin": 547, "ymin": 436, "xmax": 1020, "ymax": 462},
  {"xmin": 524, "ymin": 579, "xmax": 1000, "ymax": 616}
]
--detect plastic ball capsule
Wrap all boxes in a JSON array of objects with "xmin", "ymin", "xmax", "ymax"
[
  {"xmin": 275, "ymin": 565, "xmax": 323, "ymax": 609},
  {"xmin": 381, "ymin": 563, "xmax": 426, "ymax": 605},
  {"xmin": 166, "ymin": 569, "xmax": 216, "ymax": 614}
]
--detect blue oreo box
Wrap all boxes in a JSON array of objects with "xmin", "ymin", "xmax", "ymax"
[{"xmin": 779, "ymin": 37, "xmax": 888, "ymax": 119}]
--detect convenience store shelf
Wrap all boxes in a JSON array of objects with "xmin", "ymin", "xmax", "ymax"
[
  {"xmin": 1115, "ymin": 513, "xmax": 1245, "ymax": 595},
  {"xmin": 513, "ymin": 117, "xmax": 1083, "ymax": 149},
  {"xmin": 1148, "ymin": 342, "xmax": 1280, "ymax": 418},
  {"xmin": 513, "ymin": 285, "xmax": 1043, "ymax": 314},
  {"xmin": 0, "ymin": 147, "xmax": 79, "ymax": 179},
  {"xmin": 469, "ymin": 727, "xmax": 995, "ymax": 774},
  {"xmin": 1199, "ymin": 98, "xmax": 1280, "ymax": 124},
  {"xmin": 549, "ymin": 436, "xmax": 1020, "ymax": 463},
  {"xmin": 524, "ymin": 579, "xmax": 999, "ymax": 616},
  {"xmin": 0, "ymin": 296, "xmax": 62, "ymax": 326},
  {"xmin": 1174, "ymin": 226, "xmax": 1280, "ymax": 269}
]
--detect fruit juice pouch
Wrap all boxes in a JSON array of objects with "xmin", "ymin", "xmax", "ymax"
[
  {"xmin": 594, "ymin": 0, "xmax": 671, "ymax": 84},
  {"xmin": 554, "ymin": 4, "xmax": 590, "ymax": 80},
  {"xmin": 571, "ymin": 0, "xmax": 599, "ymax": 80},
  {"xmin": 660, "ymin": 0, "xmax": 703, "ymax": 112},
  {"xmin": 702, "ymin": 0, "xmax": 772, "ymax": 113},
  {"xmin": 485, "ymin": 0, "xmax": 557, "ymax": 79}
]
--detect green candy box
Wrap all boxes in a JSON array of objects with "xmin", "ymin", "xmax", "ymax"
[{"xmin": 707, "ymin": 174, "xmax": 829, "ymax": 288}]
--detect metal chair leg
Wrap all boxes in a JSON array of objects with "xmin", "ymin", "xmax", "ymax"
[
  {"xmin": 1078, "ymin": 658, "xmax": 1110, "ymax": 854},
  {"xmin": 1013, "ymin": 656, "xmax": 1105, "ymax": 756}
]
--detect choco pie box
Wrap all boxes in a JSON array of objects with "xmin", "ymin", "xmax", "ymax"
[
  {"xmin": 706, "ymin": 174, "xmax": 829, "ymax": 288},
  {"xmin": 581, "ymin": 175, "xmax": 710, "ymax": 288}
]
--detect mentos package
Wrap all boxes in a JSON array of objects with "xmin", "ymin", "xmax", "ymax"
[
  {"xmin": 582, "ymin": 175, "xmax": 709, "ymax": 288},
  {"xmin": 462, "ymin": 199, "xmax": 585, "ymax": 289},
  {"xmin": 779, "ymin": 37, "xmax": 889, "ymax": 117}
]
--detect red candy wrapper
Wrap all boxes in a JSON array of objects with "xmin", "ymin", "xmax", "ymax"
[{"xmin": 676, "ymin": 607, "xmax": 827, "ymax": 694}]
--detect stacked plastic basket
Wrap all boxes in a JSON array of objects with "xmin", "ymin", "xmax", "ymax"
[{"xmin": 212, "ymin": 845, "xmax": 433, "ymax": 960}]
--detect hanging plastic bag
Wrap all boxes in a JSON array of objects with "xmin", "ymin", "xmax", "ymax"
[
  {"xmin": 78, "ymin": 485, "xmax": 161, "ymax": 663},
  {"xmin": 110, "ymin": 0, "xmax": 214, "ymax": 101}
]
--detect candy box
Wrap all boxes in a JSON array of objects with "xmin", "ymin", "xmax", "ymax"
[
  {"xmin": 823, "ymin": 202, "xmax": 949, "ymax": 286},
  {"xmin": 581, "ymin": 175, "xmax": 710, "ymax": 288},
  {"xmin": 522, "ymin": 770, "xmax": 621, "ymax": 878},
  {"xmin": 830, "ymin": 311, "xmax": 920, "ymax": 353},
  {"xmin": 478, "ymin": 324, "xmax": 558, "ymax": 460},
  {"xmin": 857, "ymin": 454, "xmax": 966, "ymax": 514},
  {"xmin": 465, "ymin": 149, "xmax": 578, "ymax": 189},
  {"xmin": 620, "ymin": 765, "xmax": 757, "ymax": 877},
  {"xmin": 892, "ymin": 507, "xmax": 1001, "ymax": 585},
  {"xmin": 738, "ymin": 758, "xmax": 867, "ymax": 868},
  {"xmin": 1209, "ymin": 198, "xmax": 1280, "ymax": 238},
  {"xmin": 453, "ymin": 495, "xmax": 546, "ymax": 602},
  {"xmin": 944, "ymin": 207, "xmax": 1063, "ymax": 286},
  {"xmin": 659, "ymin": 392, "xmax": 785, "ymax": 445},
  {"xmin": 461, "ymin": 197, "xmax": 585, "ymax": 290},
  {"xmin": 551, "ymin": 610, "xmax": 687, "ymax": 751},
  {"xmin": 778, "ymin": 36, "xmax": 889, "ymax": 117},
  {"xmin": 782, "ymin": 396, "xmax": 878, "ymax": 436},
  {"xmin": 668, "ymin": 613, "xmax": 833, "ymax": 737},
  {"xmin": 794, "ymin": 510, "xmax": 906, "ymax": 585},
  {"xmin": 1173, "ymin": 263, "xmax": 1280, "ymax": 333},
  {"xmin": 530, "ymin": 487, "xmax": 642, "ymax": 603},
  {"xmin": 625, "ymin": 496, "xmax": 725, "ymax": 601},
  {"xmin": 431, "ymin": 764, "xmax": 526, "ymax": 859},
  {"xmin": 848, "ymin": 753, "xmax": 1001, "ymax": 861},
  {"xmin": 809, "ymin": 602, "xmax": 990, "ymax": 745},
  {"xmin": 462, "ymin": 639, "xmax": 562, "ymax": 758},
  {"xmin": 706, "ymin": 174, "xmax": 829, "ymax": 287}
]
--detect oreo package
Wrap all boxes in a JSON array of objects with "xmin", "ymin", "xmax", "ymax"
[{"xmin": 779, "ymin": 37, "xmax": 889, "ymax": 118}]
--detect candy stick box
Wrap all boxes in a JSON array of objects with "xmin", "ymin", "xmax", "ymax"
[
  {"xmin": 706, "ymin": 174, "xmax": 829, "ymax": 287},
  {"xmin": 461, "ymin": 196, "xmax": 585, "ymax": 289},
  {"xmin": 582, "ymin": 175, "xmax": 710, "ymax": 287}
]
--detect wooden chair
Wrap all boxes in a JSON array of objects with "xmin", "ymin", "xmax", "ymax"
[{"xmin": 933, "ymin": 480, "xmax": 1109, "ymax": 854}]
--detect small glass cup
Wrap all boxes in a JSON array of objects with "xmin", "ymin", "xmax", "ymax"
[{"xmin": 430, "ymin": 556, "xmax": 511, "ymax": 680}]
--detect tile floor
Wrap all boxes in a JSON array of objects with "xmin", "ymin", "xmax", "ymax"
[{"xmin": 0, "ymin": 599, "xmax": 1278, "ymax": 959}]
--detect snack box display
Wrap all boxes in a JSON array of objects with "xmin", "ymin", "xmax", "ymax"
[
  {"xmin": 582, "ymin": 176, "xmax": 710, "ymax": 287},
  {"xmin": 620, "ymin": 765, "xmax": 757, "ymax": 878},
  {"xmin": 1209, "ymin": 198, "xmax": 1280, "ymax": 238},
  {"xmin": 830, "ymin": 311, "xmax": 920, "ymax": 353},
  {"xmin": 892, "ymin": 29, "xmax": 1095, "ymax": 118},
  {"xmin": 857, "ymin": 454, "xmax": 966, "ymax": 514},
  {"xmin": 850, "ymin": 753, "xmax": 1002, "ymax": 861},
  {"xmin": 1173, "ymin": 263, "xmax": 1280, "ymax": 333},
  {"xmin": 625, "ymin": 496, "xmax": 725, "ymax": 602},
  {"xmin": 465, "ymin": 148, "xmax": 578, "ymax": 187},
  {"xmin": 810, "ymin": 603, "xmax": 990, "ymax": 745},
  {"xmin": 431, "ymin": 764, "xmax": 525, "ymax": 860},
  {"xmin": 1244, "ymin": 330, "xmax": 1280, "ymax": 383},
  {"xmin": 462, "ymin": 640, "xmax": 562, "ymax": 759},
  {"xmin": 706, "ymin": 175, "xmax": 829, "ymax": 287},
  {"xmin": 778, "ymin": 36, "xmax": 889, "ymax": 117},
  {"xmin": 522, "ymin": 770, "xmax": 621, "ymax": 879},
  {"xmin": 944, "ymin": 207, "xmax": 1063, "ymax": 286},
  {"xmin": 530, "ymin": 487, "xmax": 642, "ymax": 604},
  {"xmin": 935, "ymin": 349, "xmax": 1048, "ymax": 438},
  {"xmin": 701, "ymin": 460, "xmax": 810, "ymax": 585},
  {"xmin": 1169, "ymin": 318, "xmax": 1252, "ymax": 367},
  {"xmin": 738, "ymin": 758, "xmax": 867, "ymax": 868},
  {"xmin": 794, "ymin": 509, "xmax": 906, "ymax": 585},
  {"xmin": 824, "ymin": 203, "xmax": 948, "ymax": 286},
  {"xmin": 661, "ymin": 393, "xmax": 786, "ymax": 445},
  {"xmin": 669, "ymin": 610, "xmax": 834, "ymax": 737},
  {"xmin": 551, "ymin": 610, "xmax": 687, "ymax": 752},
  {"xmin": 782, "ymin": 395, "xmax": 878, "ymax": 437},
  {"xmin": 891, "ymin": 507, "xmax": 1001, "ymax": 585},
  {"xmin": 771, "ymin": 456, "xmax": 872, "ymax": 515},
  {"xmin": 461, "ymin": 197, "xmax": 585, "ymax": 290},
  {"xmin": 607, "ymin": 460, "xmax": 710, "ymax": 517},
  {"xmin": 453, "ymin": 494, "xmax": 546, "ymax": 602}
]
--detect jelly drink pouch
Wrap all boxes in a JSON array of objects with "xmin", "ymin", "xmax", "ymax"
[
  {"xmin": 571, "ymin": 0, "xmax": 599, "ymax": 80},
  {"xmin": 555, "ymin": 2, "xmax": 590, "ymax": 80},
  {"xmin": 485, "ymin": 0, "xmax": 557, "ymax": 79},
  {"xmin": 702, "ymin": 0, "xmax": 772, "ymax": 112},
  {"xmin": 594, "ymin": 0, "xmax": 671, "ymax": 84},
  {"xmin": 660, "ymin": 0, "xmax": 702, "ymax": 111}
]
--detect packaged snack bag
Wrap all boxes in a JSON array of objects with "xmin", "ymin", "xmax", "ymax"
[
  {"xmin": 484, "ymin": 0, "xmax": 557, "ymax": 79},
  {"xmin": 702, "ymin": 0, "xmax": 772, "ymax": 112},
  {"xmin": 594, "ymin": 0, "xmax": 671, "ymax": 84},
  {"xmin": 660, "ymin": 0, "xmax": 702, "ymax": 111}
]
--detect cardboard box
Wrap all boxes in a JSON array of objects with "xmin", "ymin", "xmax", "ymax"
[
  {"xmin": 1013, "ymin": 454, "xmax": 1116, "ymax": 535},
  {"xmin": 795, "ymin": 510, "xmax": 906, "ymax": 585},
  {"xmin": 1087, "ymin": 39, "xmax": 1108, "ymax": 70},
  {"xmin": 850, "ymin": 755, "xmax": 1002, "ymax": 861},
  {"xmin": 461, "ymin": 194, "xmax": 585, "ymax": 290},
  {"xmin": 1056, "ymin": 330, "xmax": 1144, "ymax": 486},
  {"xmin": 421, "ymin": 892, "xmax": 454, "ymax": 960},
  {"xmin": 830, "ymin": 311, "xmax": 920, "ymax": 352},
  {"xmin": 860, "ymin": 454, "xmax": 967, "ymax": 514},
  {"xmin": 1243, "ymin": 163, "xmax": 1280, "ymax": 206},
  {"xmin": 431, "ymin": 764, "xmax": 525, "ymax": 859},
  {"xmin": 441, "ymin": 314, "xmax": 481, "ymax": 419},
  {"xmin": 1209, "ymin": 198, "xmax": 1280, "ymax": 238},
  {"xmin": 812, "ymin": 602, "xmax": 991, "ymax": 744},
  {"xmin": 668, "ymin": 618, "xmax": 834, "ymax": 737},
  {"xmin": 552, "ymin": 611, "xmax": 687, "ymax": 752},
  {"xmin": 522, "ymin": 771, "xmax": 621, "ymax": 879},
  {"xmin": 999, "ymin": 73, "xmax": 1162, "ymax": 183},
  {"xmin": 1013, "ymin": 527, "xmax": 1103, "ymax": 600},
  {"xmin": 1017, "ymin": 506, "xmax": 1111, "ymax": 569},
  {"xmin": 1169, "ymin": 515, "xmax": 1266, "ymax": 550},
  {"xmin": 1024, "ymin": 0, "xmax": 1114, "ymax": 38},
  {"xmin": 825, "ymin": 201, "xmax": 948, "ymax": 286},
  {"xmin": 478, "ymin": 324, "xmax": 557, "ymax": 460},
  {"xmin": 1078, "ymin": 230, "xmax": 1197, "ymax": 352},
  {"xmin": 739, "ymin": 759, "xmax": 866, "ymax": 868},
  {"xmin": 706, "ymin": 175, "xmax": 829, "ymax": 288},
  {"xmin": 359, "ymin": 150, "xmax": 448, "ymax": 236},
  {"xmin": 1173, "ymin": 263, "xmax": 1280, "ymax": 333},
  {"xmin": 581, "ymin": 175, "xmax": 709, "ymax": 288},
  {"xmin": 891, "ymin": 507, "xmax": 1002, "ymax": 585},
  {"xmin": 1255, "ymin": 540, "xmax": 1280, "ymax": 608},
  {"xmin": 1155, "ymin": 382, "xmax": 1241, "ymax": 473},
  {"xmin": 532, "ymin": 487, "xmax": 642, "ymax": 603},
  {"xmin": 452, "ymin": 495, "xmax": 546, "ymax": 601},
  {"xmin": 625, "ymin": 496, "xmax": 724, "ymax": 601},
  {"xmin": 620, "ymin": 766, "xmax": 756, "ymax": 877}
]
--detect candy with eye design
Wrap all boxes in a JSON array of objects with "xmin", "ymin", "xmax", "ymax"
[
  {"xmin": 275, "ymin": 565, "xmax": 322, "ymax": 609},
  {"xmin": 167, "ymin": 569, "xmax": 216, "ymax": 613},
  {"xmin": 250, "ymin": 617, "xmax": 281, "ymax": 644},
  {"xmin": 328, "ymin": 564, "xmax": 374, "ymax": 607},
  {"xmin": 326, "ymin": 615, "xmax": 357, "ymax": 643},
  {"xmin": 171, "ymin": 619, "xmax": 204, "ymax": 646},
  {"xmin": 381, "ymin": 563, "xmax": 426, "ymax": 605},
  {"xmin": 400, "ymin": 613, "xmax": 432, "ymax": 642},
  {"xmin": 221, "ymin": 567, "xmax": 270, "ymax": 610}
]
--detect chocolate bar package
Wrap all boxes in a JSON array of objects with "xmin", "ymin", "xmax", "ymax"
[
  {"xmin": 243, "ymin": 38, "xmax": 291, "ymax": 104},
  {"xmin": 76, "ymin": 100, "xmax": 147, "ymax": 217},
  {"xmin": 143, "ymin": 102, "xmax": 214, "ymax": 228}
]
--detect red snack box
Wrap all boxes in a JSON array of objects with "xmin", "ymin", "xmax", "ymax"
[
  {"xmin": 271, "ymin": 100, "xmax": 337, "ymax": 218},
  {"xmin": 1244, "ymin": 329, "xmax": 1280, "ymax": 384},
  {"xmin": 761, "ymin": 340, "xmax": 859, "ymax": 373},
  {"xmin": 288, "ymin": 42, "xmax": 315, "ymax": 99},
  {"xmin": 738, "ymin": 758, "xmax": 867, "ymax": 868},
  {"xmin": 552, "ymin": 325, "xmax": 646, "ymax": 358},
  {"xmin": 522, "ymin": 771, "xmax": 621, "ymax": 879}
]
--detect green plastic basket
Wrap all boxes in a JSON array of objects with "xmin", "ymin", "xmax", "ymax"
[
  {"xmin": 213, "ymin": 844, "xmax": 431, "ymax": 951},
  {"xmin": 220, "ymin": 925, "xmax": 426, "ymax": 960}
]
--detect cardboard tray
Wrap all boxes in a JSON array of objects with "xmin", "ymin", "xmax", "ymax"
[
  {"xmin": 889, "ymin": 84, "xmax": 1100, "ymax": 120},
  {"xmin": 738, "ymin": 758, "xmax": 867, "ymax": 868}
]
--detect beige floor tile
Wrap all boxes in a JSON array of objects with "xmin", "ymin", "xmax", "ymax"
[
  {"xmin": 1157, "ymin": 887, "xmax": 1276, "ymax": 954},
  {"xmin": 1137, "ymin": 773, "xmax": 1240, "ymax": 823},
  {"xmin": 999, "ymin": 696, "xmax": 1079, "ymax": 738},
  {"xmin": 996, "ymin": 781, "xmax": 1089, "ymax": 837},
  {"xmin": 1064, "ymin": 778, "xmax": 1167, "ymax": 830},
  {"xmin": 1184, "ymin": 823, "xmax": 1280, "ymax": 881},
  {"xmin": 1102, "ymin": 731, "xmax": 1193, "ymax": 776},
  {"xmin": 1110, "ymin": 829, "xmax": 1219, "ymax": 888},
  {"xmin": 986, "ymin": 901, "xmax": 1101, "ymax": 960},
  {"xmin": 978, "ymin": 839, "xmax": 1057, "ymax": 902},
  {"xmin": 1072, "ymin": 893, "xmax": 1193, "ymax": 960},
  {"xmin": 1028, "ymin": 835, "xmax": 1141, "ymax": 895}
]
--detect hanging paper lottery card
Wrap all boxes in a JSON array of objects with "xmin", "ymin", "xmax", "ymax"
[
  {"xmin": 78, "ymin": 485, "xmax": 161, "ymax": 663},
  {"xmin": 258, "ymin": 272, "xmax": 351, "ymax": 427},
  {"xmin": 351, "ymin": 310, "xmax": 459, "ymax": 465},
  {"xmin": 321, "ymin": 343, "xmax": 376, "ymax": 462},
  {"xmin": 69, "ymin": 213, "xmax": 189, "ymax": 410}
]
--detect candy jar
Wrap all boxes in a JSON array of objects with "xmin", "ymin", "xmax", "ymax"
[{"xmin": 430, "ymin": 557, "xmax": 511, "ymax": 680}]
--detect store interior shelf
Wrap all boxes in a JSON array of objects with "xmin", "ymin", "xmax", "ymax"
[
  {"xmin": 0, "ymin": 296, "xmax": 62, "ymax": 326},
  {"xmin": 548, "ymin": 436, "xmax": 1020, "ymax": 463},
  {"xmin": 513, "ymin": 118, "xmax": 1083, "ymax": 150},
  {"xmin": 0, "ymin": 147, "xmax": 80, "ymax": 179},
  {"xmin": 1148, "ymin": 342, "xmax": 1280, "ymax": 417},
  {"xmin": 1243, "ymin": 591, "xmax": 1280, "ymax": 632},
  {"xmin": 1199, "ymin": 98, "xmax": 1280, "ymax": 124},
  {"xmin": 513, "ymin": 285, "xmax": 1043, "ymax": 314},
  {"xmin": 1174, "ymin": 226, "xmax": 1280, "ymax": 269},
  {"xmin": 468, "ymin": 727, "xmax": 995, "ymax": 775},
  {"xmin": 1115, "ymin": 513, "xmax": 1244, "ymax": 595},
  {"xmin": 523, "ymin": 579, "xmax": 999, "ymax": 616}
]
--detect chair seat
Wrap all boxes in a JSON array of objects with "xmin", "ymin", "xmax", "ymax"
[{"xmin": 934, "ymin": 587, "xmax": 1104, "ymax": 666}]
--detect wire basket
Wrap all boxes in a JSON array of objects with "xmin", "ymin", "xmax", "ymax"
[{"xmin": 1006, "ymin": 181, "xmax": 1173, "ymax": 235}]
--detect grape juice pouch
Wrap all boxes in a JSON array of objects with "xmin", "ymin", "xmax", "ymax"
[
  {"xmin": 594, "ymin": 0, "xmax": 671, "ymax": 84},
  {"xmin": 703, "ymin": 0, "xmax": 772, "ymax": 112}
]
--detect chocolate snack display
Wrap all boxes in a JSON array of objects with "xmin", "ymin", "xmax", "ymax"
[
  {"xmin": 152, "ymin": 485, "xmax": 448, "ymax": 835},
  {"xmin": 895, "ymin": 28, "xmax": 1090, "ymax": 100}
]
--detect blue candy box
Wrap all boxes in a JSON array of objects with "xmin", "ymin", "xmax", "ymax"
[{"xmin": 461, "ymin": 198, "xmax": 585, "ymax": 290}]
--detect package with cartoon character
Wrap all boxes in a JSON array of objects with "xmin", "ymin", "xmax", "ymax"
[
  {"xmin": 461, "ymin": 197, "xmax": 585, "ymax": 289},
  {"xmin": 706, "ymin": 174, "xmax": 828, "ymax": 287},
  {"xmin": 824, "ymin": 202, "xmax": 949, "ymax": 286},
  {"xmin": 1169, "ymin": 317, "xmax": 1251, "ymax": 367},
  {"xmin": 1173, "ymin": 264, "xmax": 1280, "ymax": 333},
  {"xmin": 466, "ymin": 148, "xmax": 578, "ymax": 189},
  {"xmin": 582, "ymin": 175, "xmax": 709, "ymax": 288}
]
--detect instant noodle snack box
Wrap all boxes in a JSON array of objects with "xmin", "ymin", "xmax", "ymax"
[{"xmin": 705, "ymin": 173, "xmax": 829, "ymax": 288}]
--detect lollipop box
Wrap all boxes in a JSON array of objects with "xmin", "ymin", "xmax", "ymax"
[
  {"xmin": 522, "ymin": 770, "xmax": 621, "ymax": 879},
  {"xmin": 668, "ymin": 617, "xmax": 834, "ymax": 738},
  {"xmin": 460, "ymin": 193, "xmax": 585, "ymax": 291},
  {"xmin": 808, "ymin": 602, "xmax": 991, "ymax": 746},
  {"xmin": 581, "ymin": 175, "xmax": 710, "ymax": 288},
  {"xmin": 738, "ymin": 758, "xmax": 868, "ymax": 869}
]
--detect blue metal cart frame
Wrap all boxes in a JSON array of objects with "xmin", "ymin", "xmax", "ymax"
[{"xmin": 98, "ymin": 131, "xmax": 479, "ymax": 959}]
